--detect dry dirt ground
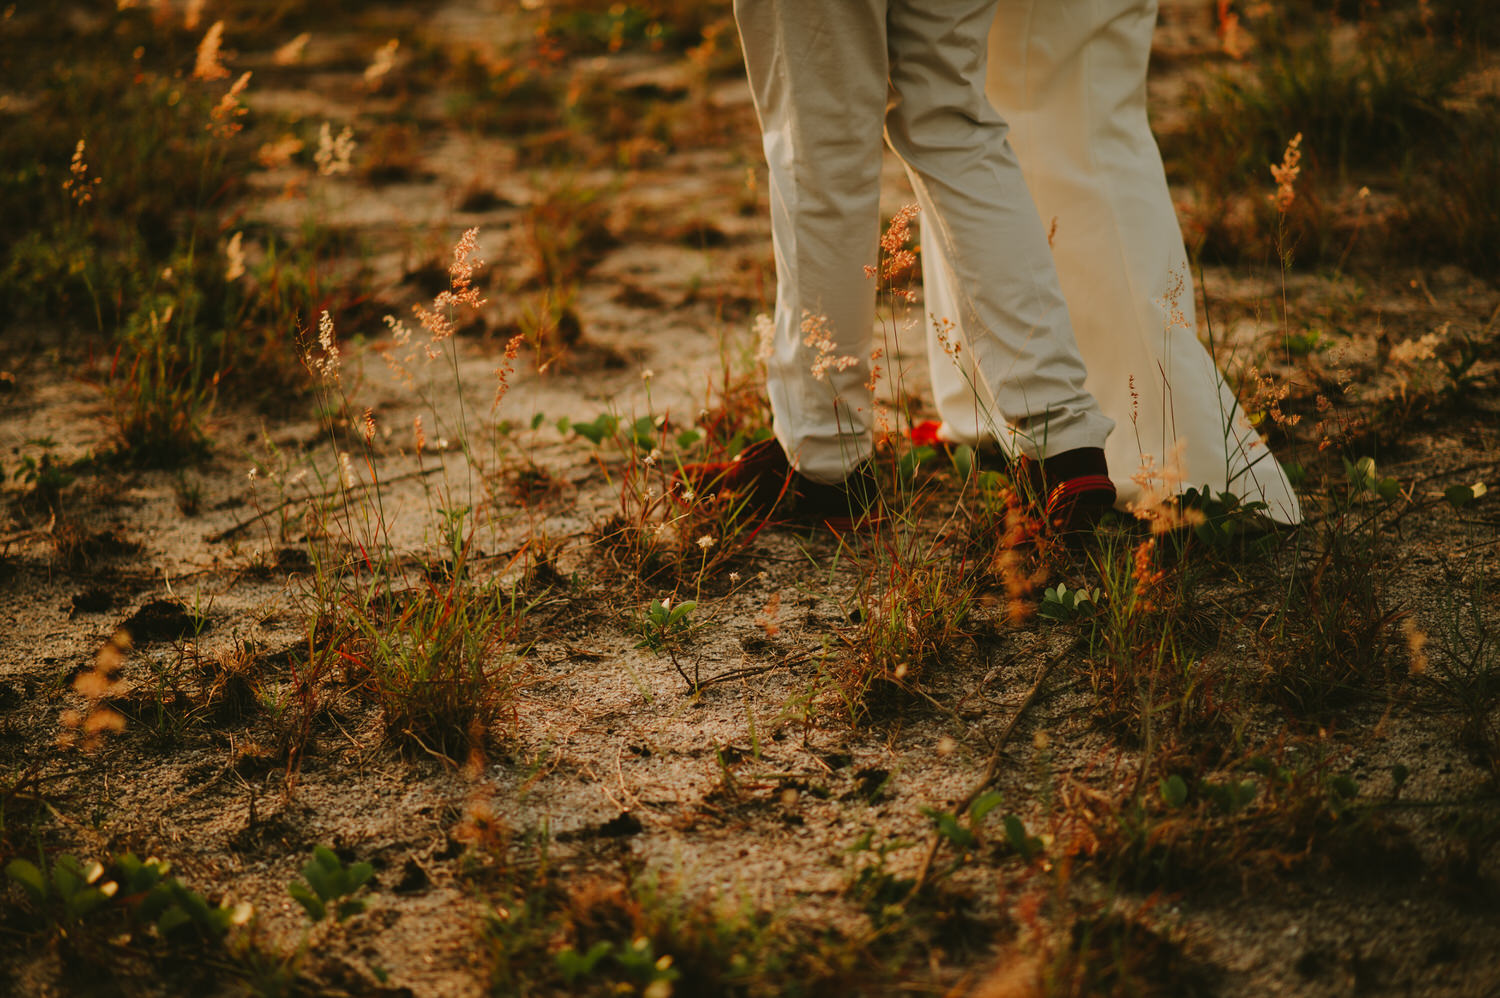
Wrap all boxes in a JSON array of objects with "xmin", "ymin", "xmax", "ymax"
[{"xmin": 3, "ymin": 2, "xmax": 1500, "ymax": 996}]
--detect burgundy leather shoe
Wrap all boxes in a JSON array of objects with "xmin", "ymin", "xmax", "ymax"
[
  {"xmin": 1016, "ymin": 446, "xmax": 1117, "ymax": 534},
  {"xmin": 678, "ymin": 439, "xmax": 883, "ymax": 532}
]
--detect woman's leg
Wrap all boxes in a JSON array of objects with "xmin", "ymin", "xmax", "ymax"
[{"xmin": 925, "ymin": 0, "xmax": 1300, "ymax": 521}]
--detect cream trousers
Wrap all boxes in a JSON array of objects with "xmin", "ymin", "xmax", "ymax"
[
  {"xmin": 735, "ymin": 0, "xmax": 1114, "ymax": 484},
  {"xmin": 924, "ymin": 0, "xmax": 1302, "ymax": 522}
]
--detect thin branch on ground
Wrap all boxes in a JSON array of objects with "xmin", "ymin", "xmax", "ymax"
[{"xmin": 907, "ymin": 634, "xmax": 1083, "ymax": 897}]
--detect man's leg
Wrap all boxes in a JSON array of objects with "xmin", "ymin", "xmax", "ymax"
[
  {"xmin": 922, "ymin": 236, "xmax": 1002, "ymax": 450},
  {"xmin": 883, "ymin": 0, "xmax": 1113, "ymax": 463},
  {"xmin": 733, "ymin": 0, "xmax": 888, "ymax": 484}
]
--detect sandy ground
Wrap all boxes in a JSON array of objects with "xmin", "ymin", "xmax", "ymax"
[{"xmin": 3, "ymin": 2, "xmax": 1500, "ymax": 995}]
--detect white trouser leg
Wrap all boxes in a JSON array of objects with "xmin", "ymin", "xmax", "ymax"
[
  {"xmin": 884, "ymin": 0, "xmax": 1113, "ymax": 463},
  {"xmin": 734, "ymin": 0, "xmax": 887, "ymax": 484},
  {"xmin": 925, "ymin": 0, "xmax": 1300, "ymax": 521},
  {"xmin": 736, "ymin": 0, "xmax": 1113, "ymax": 482}
]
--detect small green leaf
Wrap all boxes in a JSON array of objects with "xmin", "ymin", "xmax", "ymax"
[
  {"xmin": 951, "ymin": 444, "xmax": 975, "ymax": 481},
  {"xmin": 1039, "ymin": 587, "xmax": 1070, "ymax": 623},
  {"xmin": 1444, "ymin": 484, "xmax": 1474, "ymax": 509},
  {"xmin": 137, "ymin": 883, "xmax": 173, "ymax": 922},
  {"xmin": 115, "ymin": 853, "xmax": 143, "ymax": 884},
  {"xmin": 557, "ymin": 940, "xmax": 614, "ymax": 983},
  {"xmin": 1202, "ymin": 779, "xmax": 1256, "ymax": 814},
  {"xmin": 288, "ymin": 880, "xmax": 326, "ymax": 921},
  {"xmin": 51, "ymin": 856, "xmax": 82, "ymax": 899},
  {"xmin": 335, "ymin": 898, "xmax": 367, "ymax": 921},
  {"xmin": 1002, "ymin": 814, "xmax": 1038, "ymax": 860},
  {"xmin": 346, "ymin": 861, "xmax": 374, "ymax": 891},
  {"xmin": 302, "ymin": 865, "xmax": 333, "ymax": 899},
  {"xmin": 969, "ymin": 791, "xmax": 1004, "ymax": 827},
  {"xmin": 897, "ymin": 445, "xmax": 937, "ymax": 483},
  {"xmin": 626, "ymin": 415, "xmax": 657, "ymax": 449},
  {"xmin": 68, "ymin": 887, "xmax": 108, "ymax": 919},
  {"xmin": 570, "ymin": 413, "xmax": 618, "ymax": 445},
  {"xmin": 922, "ymin": 807, "xmax": 974, "ymax": 850},
  {"xmin": 172, "ymin": 882, "xmax": 215, "ymax": 926},
  {"xmin": 6, "ymin": 859, "xmax": 47, "ymax": 904},
  {"xmin": 1160, "ymin": 774, "xmax": 1189, "ymax": 808},
  {"xmin": 156, "ymin": 905, "xmax": 190, "ymax": 936}
]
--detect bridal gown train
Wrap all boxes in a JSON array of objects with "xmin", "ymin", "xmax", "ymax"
[{"xmin": 920, "ymin": 0, "xmax": 1301, "ymax": 523}]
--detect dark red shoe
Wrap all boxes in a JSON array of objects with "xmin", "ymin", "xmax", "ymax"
[
  {"xmin": 677, "ymin": 438, "xmax": 793, "ymax": 515},
  {"xmin": 678, "ymin": 439, "xmax": 883, "ymax": 532},
  {"xmin": 1016, "ymin": 446, "xmax": 1116, "ymax": 534},
  {"xmin": 789, "ymin": 461, "xmax": 884, "ymax": 533}
]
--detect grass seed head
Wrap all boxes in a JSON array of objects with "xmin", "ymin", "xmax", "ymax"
[
  {"xmin": 209, "ymin": 71, "xmax": 251, "ymax": 138},
  {"xmin": 224, "ymin": 230, "xmax": 245, "ymax": 281},
  {"xmin": 315, "ymin": 122, "xmax": 356, "ymax": 176},
  {"xmin": 193, "ymin": 20, "xmax": 229, "ymax": 81},
  {"xmin": 1270, "ymin": 132, "xmax": 1303, "ymax": 213},
  {"xmin": 365, "ymin": 39, "xmax": 400, "ymax": 85},
  {"xmin": 274, "ymin": 32, "xmax": 311, "ymax": 66},
  {"xmin": 63, "ymin": 139, "xmax": 100, "ymax": 205}
]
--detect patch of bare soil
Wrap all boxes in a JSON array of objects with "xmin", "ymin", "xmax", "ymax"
[{"xmin": 3, "ymin": 3, "xmax": 1499, "ymax": 997}]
